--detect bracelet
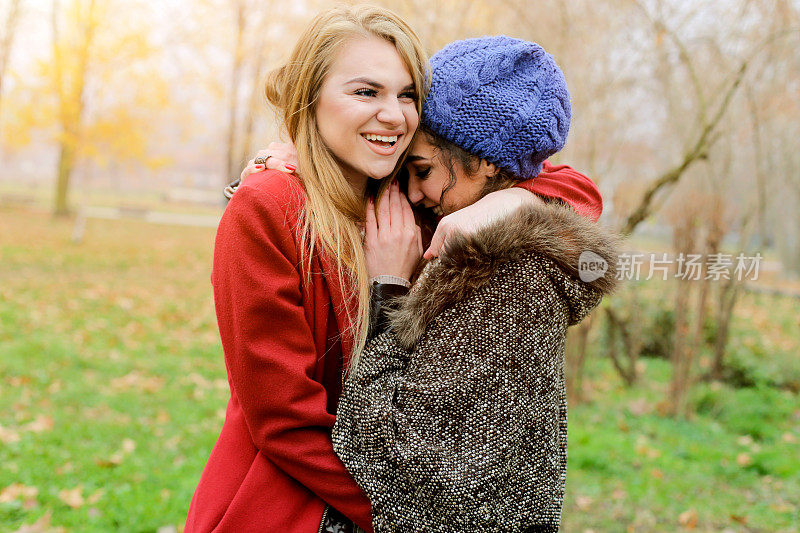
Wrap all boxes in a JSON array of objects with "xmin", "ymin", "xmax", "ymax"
[{"xmin": 369, "ymin": 275, "xmax": 411, "ymax": 288}]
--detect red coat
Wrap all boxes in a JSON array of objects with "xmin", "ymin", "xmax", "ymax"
[
  {"xmin": 515, "ymin": 160, "xmax": 603, "ymax": 222},
  {"xmin": 185, "ymin": 167, "xmax": 601, "ymax": 532}
]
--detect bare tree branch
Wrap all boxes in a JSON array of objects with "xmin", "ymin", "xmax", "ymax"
[
  {"xmin": 631, "ymin": 0, "xmax": 708, "ymax": 127},
  {"xmin": 621, "ymin": 47, "xmax": 749, "ymax": 235}
]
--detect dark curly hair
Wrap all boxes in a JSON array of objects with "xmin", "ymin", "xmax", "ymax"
[{"xmin": 418, "ymin": 125, "xmax": 522, "ymax": 204}]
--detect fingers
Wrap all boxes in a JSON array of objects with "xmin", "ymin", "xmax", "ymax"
[
  {"xmin": 253, "ymin": 145, "xmax": 297, "ymax": 173},
  {"xmin": 265, "ymin": 158, "xmax": 291, "ymax": 172},
  {"xmin": 424, "ymin": 220, "xmax": 449, "ymax": 260},
  {"xmin": 365, "ymin": 197, "xmax": 378, "ymax": 243},
  {"xmin": 376, "ymin": 183, "xmax": 391, "ymax": 230},
  {"xmin": 400, "ymin": 186, "xmax": 414, "ymax": 229},
  {"xmin": 389, "ymin": 181, "xmax": 402, "ymax": 230},
  {"xmin": 240, "ymin": 160, "xmax": 265, "ymax": 182}
]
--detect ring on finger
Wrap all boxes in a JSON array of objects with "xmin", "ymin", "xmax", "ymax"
[{"xmin": 253, "ymin": 155, "xmax": 272, "ymax": 166}]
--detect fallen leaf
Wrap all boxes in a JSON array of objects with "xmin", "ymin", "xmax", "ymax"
[
  {"xmin": 12, "ymin": 511, "xmax": 66, "ymax": 533},
  {"xmin": 730, "ymin": 514, "xmax": 748, "ymax": 525},
  {"xmin": 650, "ymin": 468, "xmax": 664, "ymax": 479},
  {"xmin": 736, "ymin": 453, "xmax": 752, "ymax": 467},
  {"xmin": 110, "ymin": 371, "xmax": 164, "ymax": 393},
  {"xmin": 164, "ymin": 435, "xmax": 181, "ymax": 450},
  {"xmin": 655, "ymin": 400, "xmax": 671, "ymax": 416},
  {"xmin": 0, "ymin": 425, "xmax": 21, "ymax": 444},
  {"xmin": 769, "ymin": 502, "xmax": 796, "ymax": 513},
  {"xmin": 575, "ymin": 495, "xmax": 593, "ymax": 511},
  {"xmin": 186, "ymin": 373, "xmax": 210, "ymax": 389},
  {"xmin": 58, "ymin": 486, "xmax": 84, "ymax": 509},
  {"xmin": 121, "ymin": 438, "xmax": 136, "ymax": 454},
  {"xmin": 627, "ymin": 398, "xmax": 651, "ymax": 416},
  {"xmin": 94, "ymin": 452, "xmax": 122, "ymax": 468},
  {"xmin": 678, "ymin": 508, "xmax": 698, "ymax": 529},
  {"xmin": 612, "ymin": 488, "xmax": 627, "ymax": 500},
  {"xmin": 87, "ymin": 490, "xmax": 104, "ymax": 505},
  {"xmin": 737, "ymin": 435, "xmax": 754, "ymax": 446},
  {"xmin": 24, "ymin": 415, "xmax": 54, "ymax": 433},
  {"xmin": 0, "ymin": 484, "xmax": 38, "ymax": 503},
  {"xmin": 8, "ymin": 376, "xmax": 31, "ymax": 387},
  {"xmin": 782, "ymin": 432, "xmax": 797, "ymax": 444},
  {"xmin": 56, "ymin": 462, "xmax": 74, "ymax": 475}
]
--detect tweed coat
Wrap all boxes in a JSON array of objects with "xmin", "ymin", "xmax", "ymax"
[{"xmin": 332, "ymin": 202, "xmax": 619, "ymax": 532}]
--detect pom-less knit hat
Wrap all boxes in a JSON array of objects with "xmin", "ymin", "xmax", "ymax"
[{"xmin": 422, "ymin": 36, "xmax": 571, "ymax": 178}]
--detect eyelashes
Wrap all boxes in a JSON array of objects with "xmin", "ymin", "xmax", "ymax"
[
  {"xmin": 414, "ymin": 167, "xmax": 431, "ymax": 180},
  {"xmin": 354, "ymin": 88, "xmax": 418, "ymax": 101}
]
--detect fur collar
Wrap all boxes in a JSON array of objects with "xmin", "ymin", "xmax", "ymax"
[{"xmin": 389, "ymin": 202, "xmax": 620, "ymax": 349}]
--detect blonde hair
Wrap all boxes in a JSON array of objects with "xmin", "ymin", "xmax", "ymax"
[{"xmin": 265, "ymin": 5, "xmax": 428, "ymax": 372}]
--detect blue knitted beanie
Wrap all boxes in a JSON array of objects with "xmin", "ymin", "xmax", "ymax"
[{"xmin": 422, "ymin": 36, "xmax": 571, "ymax": 177}]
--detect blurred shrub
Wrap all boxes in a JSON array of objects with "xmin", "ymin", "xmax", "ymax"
[
  {"xmin": 639, "ymin": 307, "xmax": 674, "ymax": 359},
  {"xmin": 721, "ymin": 342, "xmax": 800, "ymax": 392},
  {"xmin": 638, "ymin": 305, "xmax": 717, "ymax": 360},
  {"xmin": 692, "ymin": 384, "xmax": 795, "ymax": 441}
]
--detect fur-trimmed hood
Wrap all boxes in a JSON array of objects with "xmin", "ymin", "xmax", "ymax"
[{"xmin": 390, "ymin": 202, "xmax": 620, "ymax": 349}]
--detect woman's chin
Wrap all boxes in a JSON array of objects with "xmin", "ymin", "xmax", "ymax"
[{"xmin": 365, "ymin": 165, "xmax": 399, "ymax": 180}]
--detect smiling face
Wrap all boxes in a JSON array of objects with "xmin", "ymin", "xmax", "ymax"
[
  {"xmin": 315, "ymin": 36, "xmax": 419, "ymax": 192},
  {"xmin": 405, "ymin": 134, "xmax": 492, "ymax": 216}
]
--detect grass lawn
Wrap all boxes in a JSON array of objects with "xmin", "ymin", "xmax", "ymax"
[{"xmin": 1, "ymin": 207, "xmax": 798, "ymax": 532}]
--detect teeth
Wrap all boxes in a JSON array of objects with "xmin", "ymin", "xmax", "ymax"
[
  {"xmin": 432, "ymin": 206, "xmax": 443, "ymax": 215},
  {"xmin": 364, "ymin": 134, "xmax": 398, "ymax": 143}
]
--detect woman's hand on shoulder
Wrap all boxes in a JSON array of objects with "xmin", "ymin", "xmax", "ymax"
[
  {"xmin": 424, "ymin": 188, "xmax": 545, "ymax": 259},
  {"xmin": 240, "ymin": 142, "xmax": 298, "ymax": 181},
  {"xmin": 225, "ymin": 142, "xmax": 299, "ymax": 199},
  {"xmin": 365, "ymin": 181, "xmax": 423, "ymax": 282}
]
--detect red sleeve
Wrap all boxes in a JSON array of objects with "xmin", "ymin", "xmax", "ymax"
[
  {"xmin": 513, "ymin": 160, "xmax": 603, "ymax": 222},
  {"xmin": 212, "ymin": 178, "xmax": 373, "ymax": 531}
]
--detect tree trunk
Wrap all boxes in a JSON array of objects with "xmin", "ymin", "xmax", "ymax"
[
  {"xmin": 54, "ymin": 139, "xmax": 76, "ymax": 216},
  {"xmin": 0, "ymin": 0, "xmax": 22, "ymax": 127},
  {"xmin": 711, "ymin": 277, "xmax": 741, "ymax": 380},
  {"xmin": 51, "ymin": 0, "xmax": 96, "ymax": 216},
  {"xmin": 668, "ymin": 277, "xmax": 693, "ymax": 417},
  {"xmin": 566, "ymin": 314, "xmax": 594, "ymax": 404},
  {"xmin": 667, "ymin": 216, "xmax": 698, "ymax": 418},
  {"xmin": 605, "ymin": 307, "xmax": 639, "ymax": 387}
]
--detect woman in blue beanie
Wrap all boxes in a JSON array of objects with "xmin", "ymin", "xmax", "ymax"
[{"xmin": 327, "ymin": 36, "xmax": 620, "ymax": 532}]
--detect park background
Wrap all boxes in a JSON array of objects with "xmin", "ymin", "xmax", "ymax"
[{"xmin": 1, "ymin": 0, "xmax": 798, "ymax": 531}]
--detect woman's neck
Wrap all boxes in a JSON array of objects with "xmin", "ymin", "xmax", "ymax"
[{"xmin": 345, "ymin": 173, "xmax": 369, "ymax": 197}]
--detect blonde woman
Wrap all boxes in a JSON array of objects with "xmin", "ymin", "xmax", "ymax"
[{"xmin": 184, "ymin": 6, "xmax": 426, "ymax": 532}]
